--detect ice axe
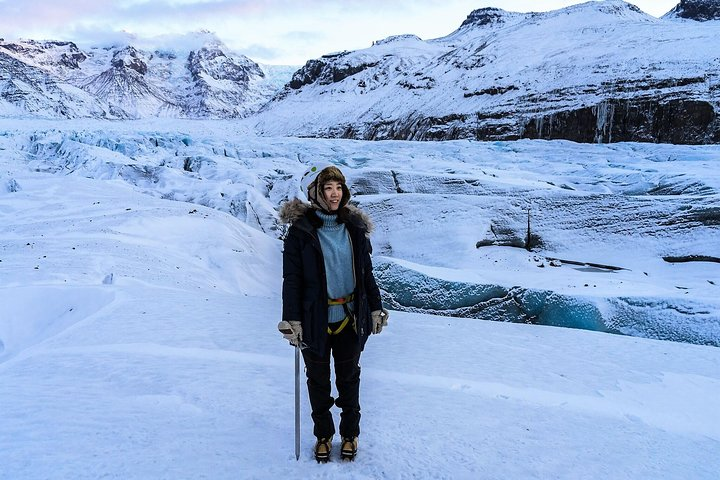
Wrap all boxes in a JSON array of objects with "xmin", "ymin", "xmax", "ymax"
[{"xmin": 278, "ymin": 322, "xmax": 301, "ymax": 461}]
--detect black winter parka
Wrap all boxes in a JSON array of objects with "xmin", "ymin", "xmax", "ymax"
[{"xmin": 280, "ymin": 199, "xmax": 382, "ymax": 356}]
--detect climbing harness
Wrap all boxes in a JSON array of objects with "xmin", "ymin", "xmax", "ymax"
[{"xmin": 327, "ymin": 293, "xmax": 355, "ymax": 335}]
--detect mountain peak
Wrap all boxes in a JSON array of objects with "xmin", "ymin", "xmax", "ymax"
[
  {"xmin": 457, "ymin": 1, "xmax": 648, "ymax": 32},
  {"xmin": 373, "ymin": 34, "xmax": 422, "ymax": 46},
  {"xmin": 548, "ymin": 1, "xmax": 647, "ymax": 19},
  {"xmin": 663, "ymin": 0, "xmax": 720, "ymax": 21},
  {"xmin": 460, "ymin": 7, "xmax": 511, "ymax": 28},
  {"xmin": 110, "ymin": 46, "xmax": 149, "ymax": 75}
]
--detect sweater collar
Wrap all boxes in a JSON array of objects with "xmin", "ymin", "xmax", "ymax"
[{"xmin": 315, "ymin": 210, "xmax": 341, "ymax": 228}]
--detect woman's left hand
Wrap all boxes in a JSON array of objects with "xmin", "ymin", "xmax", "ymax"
[{"xmin": 371, "ymin": 309, "xmax": 389, "ymax": 334}]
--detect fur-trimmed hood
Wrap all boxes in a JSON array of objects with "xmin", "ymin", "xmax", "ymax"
[{"xmin": 279, "ymin": 198, "xmax": 374, "ymax": 235}]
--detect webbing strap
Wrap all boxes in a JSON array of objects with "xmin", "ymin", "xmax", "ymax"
[
  {"xmin": 327, "ymin": 316, "xmax": 350, "ymax": 335},
  {"xmin": 328, "ymin": 293, "xmax": 354, "ymax": 305},
  {"xmin": 327, "ymin": 294, "xmax": 356, "ymax": 335}
]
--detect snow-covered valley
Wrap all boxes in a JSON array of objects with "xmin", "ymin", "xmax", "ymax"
[{"xmin": 1, "ymin": 119, "xmax": 719, "ymax": 478}]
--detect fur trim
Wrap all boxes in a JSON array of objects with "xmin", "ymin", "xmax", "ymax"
[
  {"xmin": 278, "ymin": 198, "xmax": 374, "ymax": 235},
  {"xmin": 278, "ymin": 198, "xmax": 311, "ymax": 225},
  {"xmin": 342, "ymin": 203, "xmax": 374, "ymax": 235}
]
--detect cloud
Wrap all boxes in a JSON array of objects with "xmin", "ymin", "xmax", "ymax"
[
  {"xmin": 237, "ymin": 43, "xmax": 286, "ymax": 63},
  {"xmin": 0, "ymin": 0, "xmax": 681, "ymax": 65}
]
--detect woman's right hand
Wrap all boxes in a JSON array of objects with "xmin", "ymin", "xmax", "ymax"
[{"xmin": 278, "ymin": 320, "xmax": 303, "ymax": 346}]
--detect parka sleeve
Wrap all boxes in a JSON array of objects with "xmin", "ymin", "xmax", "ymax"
[
  {"xmin": 363, "ymin": 236, "xmax": 383, "ymax": 312},
  {"xmin": 282, "ymin": 229, "xmax": 303, "ymax": 323}
]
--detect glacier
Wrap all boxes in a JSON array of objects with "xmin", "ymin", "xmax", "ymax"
[
  {"xmin": 1, "ymin": 118, "xmax": 719, "ymax": 479},
  {"xmin": 2, "ymin": 119, "xmax": 719, "ymax": 347}
]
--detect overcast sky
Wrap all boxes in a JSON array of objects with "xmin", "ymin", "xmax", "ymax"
[{"xmin": 0, "ymin": 0, "xmax": 680, "ymax": 65}]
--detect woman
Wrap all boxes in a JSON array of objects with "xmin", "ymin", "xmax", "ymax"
[{"xmin": 278, "ymin": 165, "xmax": 388, "ymax": 462}]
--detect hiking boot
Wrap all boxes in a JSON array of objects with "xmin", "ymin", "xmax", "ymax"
[
  {"xmin": 314, "ymin": 437, "xmax": 332, "ymax": 463},
  {"xmin": 340, "ymin": 436, "xmax": 358, "ymax": 461}
]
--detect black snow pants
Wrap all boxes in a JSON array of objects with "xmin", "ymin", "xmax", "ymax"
[{"xmin": 301, "ymin": 326, "xmax": 362, "ymax": 440}]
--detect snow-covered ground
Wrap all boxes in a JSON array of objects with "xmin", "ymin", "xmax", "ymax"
[{"xmin": 1, "ymin": 119, "xmax": 719, "ymax": 478}]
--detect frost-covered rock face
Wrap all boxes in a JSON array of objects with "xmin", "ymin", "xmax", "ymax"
[
  {"xmin": 110, "ymin": 46, "xmax": 149, "ymax": 75},
  {"xmin": 287, "ymin": 58, "xmax": 328, "ymax": 90},
  {"xmin": 664, "ymin": 0, "xmax": 720, "ymax": 21},
  {"xmin": 0, "ymin": 51, "xmax": 108, "ymax": 118},
  {"xmin": 459, "ymin": 7, "xmax": 519, "ymax": 27},
  {"xmin": 0, "ymin": 35, "xmax": 277, "ymax": 119},
  {"xmin": 522, "ymin": 98, "xmax": 720, "ymax": 144},
  {"xmin": 255, "ymin": 0, "xmax": 720, "ymax": 144},
  {"xmin": 78, "ymin": 46, "xmax": 180, "ymax": 119},
  {"xmin": 0, "ymin": 40, "xmax": 87, "ymax": 73},
  {"xmin": 184, "ymin": 43, "xmax": 266, "ymax": 118}
]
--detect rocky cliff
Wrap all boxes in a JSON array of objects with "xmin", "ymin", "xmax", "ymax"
[{"xmin": 664, "ymin": 0, "xmax": 720, "ymax": 21}]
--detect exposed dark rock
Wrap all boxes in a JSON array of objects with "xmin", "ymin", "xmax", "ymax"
[
  {"xmin": 111, "ymin": 47, "xmax": 148, "ymax": 75},
  {"xmin": 399, "ymin": 75, "xmax": 436, "ymax": 90},
  {"xmin": 289, "ymin": 56, "xmax": 381, "ymax": 89},
  {"xmin": 460, "ymin": 7, "xmax": 509, "ymax": 27},
  {"xmin": 661, "ymin": 206, "xmax": 720, "ymax": 226},
  {"xmin": 543, "ymin": 257, "xmax": 628, "ymax": 271},
  {"xmin": 154, "ymin": 50, "xmax": 177, "ymax": 60},
  {"xmin": 664, "ymin": 0, "xmax": 720, "ymax": 21},
  {"xmin": 289, "ymin": 59, "xmax": 327, "ymax": 89},
  {"xmin": 464, "ymin": 85, "xmax": 519, "ymax": 97},
  {"xmin": 522, "ymin": 98, "xmax": 718, "ymax": 144},
  {"xmin": 663, "ymin": 255, "xmax": 720, "ymax": 263},
  {"xmin": 325, "ymin": 62, "xmax": 378, "ymax": 84},
  {"xmin": 476, "ymin": 222, "xmax": 544, "ymax": 250},
  {"xmin": 371, "ymin": 113, "xmax": 470, "ymax": 140},
  {"xmin": 300, "ymin": 95, "xmax": 719, "ymax": 143},
  {"xmin": 59, "ymin": 51, "xmax": 87, "ymax": 69}
]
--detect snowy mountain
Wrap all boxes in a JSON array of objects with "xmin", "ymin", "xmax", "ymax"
[
  {"xmin": 0, "ymin": 49, "xmax": 108, "ymax": 118},
  {"xmin": 254, "ymin": 0, "xmax": 720, "ymax": 144},
  {"xmin": 0, "ymin": 34, "xmax": 282, "ymax": 119},
  {"xmin": 2, "ymin": 119, "xmax": 720, "ymax": 478},
  {"xmin": 2, "ymin": 1, "xmax": 718, "ymax": 144}
]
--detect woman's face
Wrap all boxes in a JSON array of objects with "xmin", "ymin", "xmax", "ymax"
[{"xmin": 322, "ymin": 181, "xmax": 343, "ymax": 212}]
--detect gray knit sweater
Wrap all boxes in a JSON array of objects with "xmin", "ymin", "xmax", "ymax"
[{"xmin": 316, "ymin": 210, "xmax": 355, "ymax": 323}]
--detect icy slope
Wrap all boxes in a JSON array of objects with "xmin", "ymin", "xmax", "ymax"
[{"xmin": 1, "ymin": 149, "xmax": 719, "ymax": 479}]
